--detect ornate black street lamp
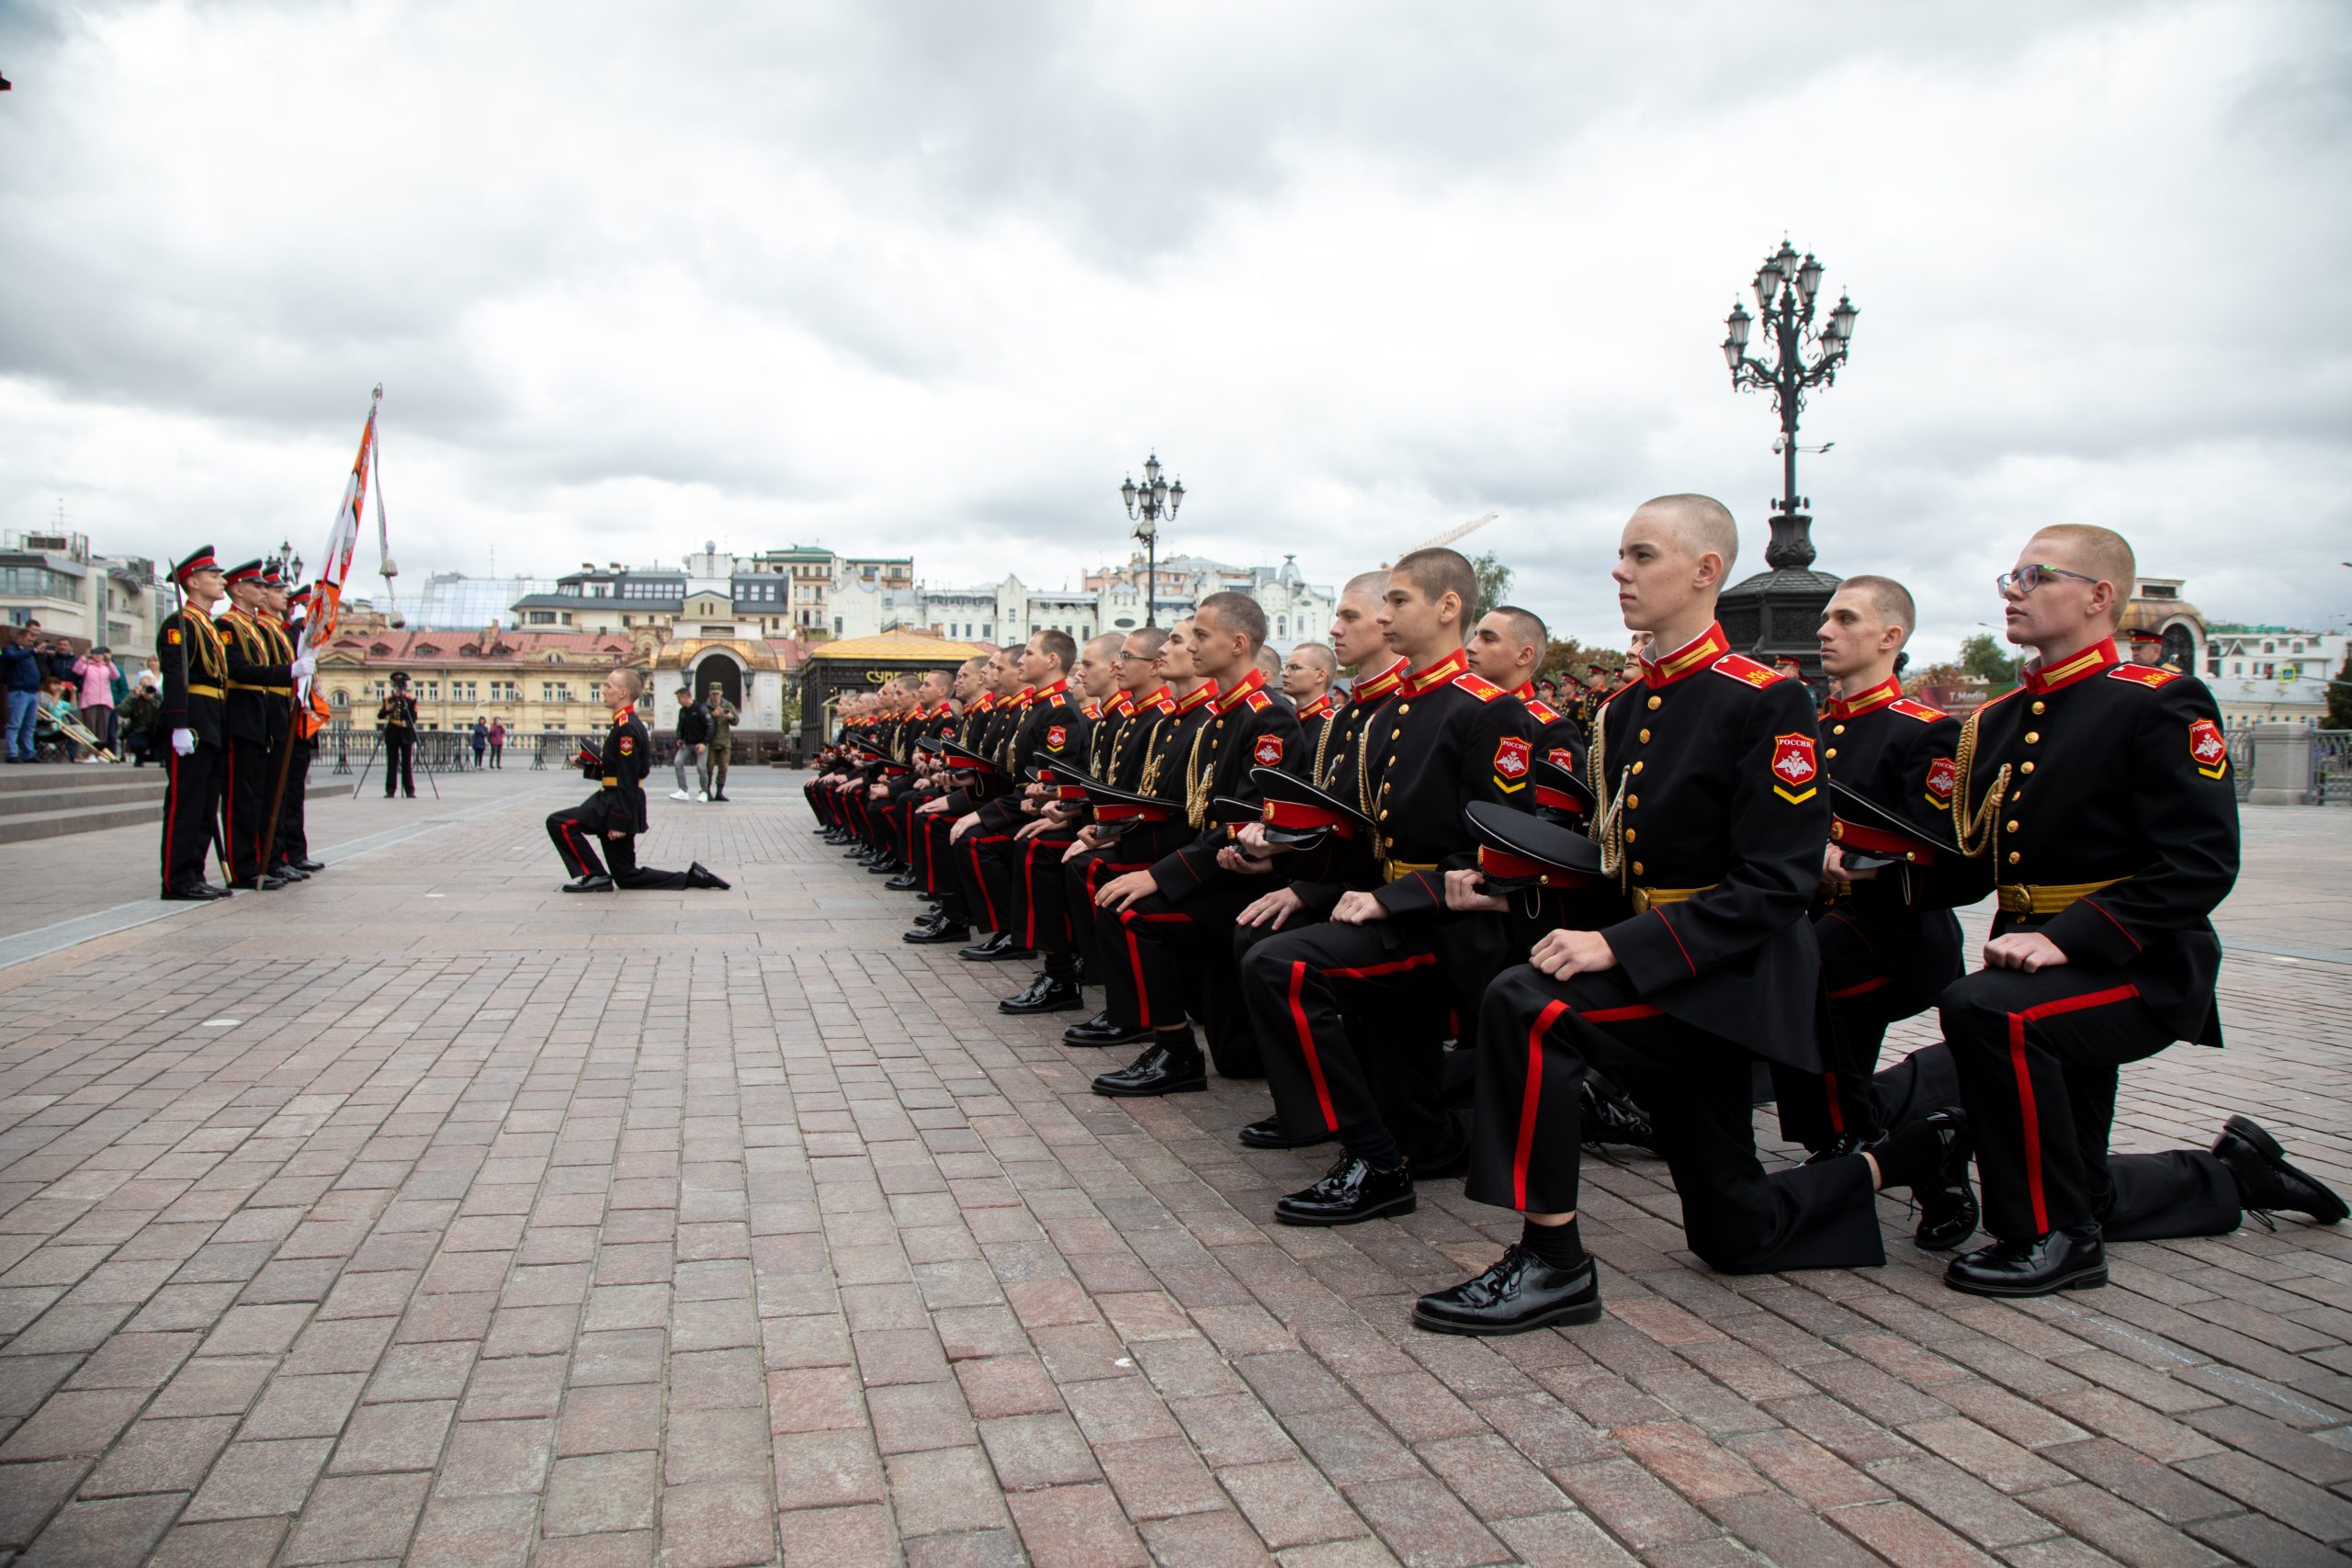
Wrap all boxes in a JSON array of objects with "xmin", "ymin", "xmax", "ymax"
[
  {"xmin": 1120, "ymin": 453, "xmax": 1183, "ymax": 628},
  {"xmin": 1716, "ymin": 239, "xmax": 1859, "ymax": 673}
]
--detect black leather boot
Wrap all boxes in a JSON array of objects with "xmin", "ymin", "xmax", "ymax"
[
  {"xmin": 1414, "ymin": 1247, "xmax": 1602, "ymax": 1335},
  {"xmin": 1945, "ymin": 1224, "xmax": 2106, "ymax": 1298},
  {"xmin": 1274, "ymin": 1154, "xmax": 1415, "ymax": 1226},
  {"xmin": 1895, "ymin": 1111, "xmax": 1978, "ymax": 1251},
  {"xmin": 1091, "ymin": 1036, "xmax": 1206, "ymax": 1098}
]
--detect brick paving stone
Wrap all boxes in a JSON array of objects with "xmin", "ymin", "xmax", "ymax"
[{"xmin": 3, "ymin": 790, "xmax": 2350, "ymax": 1563}]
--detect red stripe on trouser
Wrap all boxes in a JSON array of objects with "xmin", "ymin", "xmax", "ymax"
[
  {"xmin": 1125, "ymin": 923, "xmax": 1151, "ymax": 1028},
  {"xmin": 1324, "ymin": 953, "xmax": 1439, "ymax": 980},
  {"xmin": 1828, "ymin": 976, "xmax": 1890, "ymax": 1000},
  {"xmin": 1023, "ymin": 839, "xmax": 1042, "ymax": 946},
  {"xmin": 1823, "ymin": 1071, "xmax": 1845, "ymax": 1135},
  {"xmin": 164, "ymin": 749, "xmax": 178, "ymax": 880},
  {"xmin": 967, "ymin": 837, "xmax": 999, "ymax": 928},
  {"xmin": 1513, "ymin": 1000, "xmax": 1571, "ymax": 1209},
  {"xmin": 1287, "ymin": 961, "xmax": 1339, "ymax": 1132},
  {"xmin": 2006, "ymin": 983, "xmax": 2143, "ymax": 1235},
  {"xmin": 557, "ymin": 817, "xmax": 591, "ymax": 875}
]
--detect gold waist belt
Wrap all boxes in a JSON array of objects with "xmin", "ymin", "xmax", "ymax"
[
  {"xmin": 1996, "ymin": 878, "xmax": 2120, "ymax": 915},
  {"xmin": 1381, "ymin": 858, "xmax": 1438, "ymax": 884},
  {"xmin": 228, "ymin": 682, "xmax": 292, "ymax": 694},
  {"xmin": 187, "ymin": 682, "xmax": 222, "ymax": 698},
  {"xmin": 1631, "ymin": 884, "xmax": 1714, "ymax": 914}
]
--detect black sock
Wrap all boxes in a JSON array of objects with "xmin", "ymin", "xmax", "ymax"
[
  {"xmin": 1520, "ymin": 1216, "xmax": 1586, "ymax": 1269},
  {"xmin": 1044, "ymin": 952, "xmax": 1078, "ymax": 981},
  {"xmin": 1872, "ymin": 1116, "xmax": 1945, "ymax": 1190},
  {"xmin": 1338, "ymin": 1120, "xmax": 1402, "ymax": 1170}
]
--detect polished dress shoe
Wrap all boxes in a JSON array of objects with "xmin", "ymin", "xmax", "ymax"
[
  {"xmin": 1579, "ymin": 1078, "xmax": 1661, "ymax": 1154},
  {"xmin": 162, "ymin": 883, "xmax": 228, "ymax": 902},
  {"xmin": 1414, "ymin": 1247, "xmax": 1602, "ymax": 1336},
  {"xmin": 866, "ymin": 855, "xmax": 907, "ymax": 875},
  {"xmin": 958, "ymin": 932, "xmax": 1035, "ymax": 963},
  {"xmin": 561, "ymin": 874, "xmax": 616, "ymax": 894},
  {"xmin": 1238, "ymin": 1116, "xmax": 1336, "ymax": 1151},
  {"xmin": 1063, "ymin": 1013, "xmax": 1148, "ymax": 1048},
  {"xmin": 273, "ymin": 865, "xmax": 310, "ymax": 882},
  {"xmin": 1091, "ymin": 1038, "xmax": 1206, "ymax": 1098},
  {"xmin": 228, "ymin": 874, "xmax": 286, "ymax": 892},
  {"xmin": 999, "ymin": 975, "xmax": 1084, "ymax": 1015},
  {"xmin": 884, "ymin": 871, "xmax": 923, "ymax": 892},
  {"xmin": 1945, "ymin": 1224, "xmax": 2105, "ymax": 1297},
  {"xmin": 903, "ymin": 919, "xmax": 970, "ymax": 944},
  {"xmin": 1905, "ymin": 1112, "xmax": 1979, "ymax": 1251},
  {"xmin": 2213, "ymin": 1115, "xmax": 2348, "ymax": 1224},
  {"xmin": 684, "ymin": 862, "xmax": 731, "ymax": 890},
  {"xmin": 1274, "ymin": 1154, "xmax": 1415, "ymax": 1226},
  {"xmin": 291, "ymin": 858, "xmax": 326, "ymax": 873}
]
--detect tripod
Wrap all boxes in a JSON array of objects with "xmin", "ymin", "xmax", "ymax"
[{"xmin": 351, "ymin": 731, "xmax": 440, "ymax": 799}]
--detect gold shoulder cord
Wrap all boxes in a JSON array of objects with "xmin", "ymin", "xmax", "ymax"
[
  {"xmin": 1183, "ymin": 720, "xmax": 1216, "ymax": 829},
  {"xmin": 1585, "ymin": 703, "xmax": 1629, "ymax": 886},
  {"xmin": 1138, "ymin": 727, "xmax": 1169, "ymax": 798},
  {"xmin": 1950, "ymin": 705, "xmax": 2008, "ymax": 862},
  {"xmin": 1354, "ymin": 716, "xmax": 1377, "ymax": 820},
  {"xmin": 1312, "ymin": 710, "xmax": 1335, "ymax": 784}
]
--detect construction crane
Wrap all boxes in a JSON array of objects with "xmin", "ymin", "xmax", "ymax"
[{"xmin": 1383, "ymin": 512, "xmax": 1497, "ymax": 567}]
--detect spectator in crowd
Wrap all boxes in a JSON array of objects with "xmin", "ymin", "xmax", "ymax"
[
  {"xmin": 141, "ymin": 656, "xmax": 163, "ymax": 692},
  {"xmin": 471, "ymin": 716, "xmax": 490, "ymax": 771},
  {"xmin": 3, "ymin": 624, "xmax": 42, "ymax": 762},
  {"xmin": 671, "ymin": 682, "xmax": 709, "ymax": 802},
  {"xmin": 73, "ymin": 647, "xmax": 120, "ymax": 754},
  {"xmin": 39, "ymin": 625, "xmax": 80, "ymax": 685},
  {"xmin": 119, "ymin": 679, "xmax": 162, "ymax": 766},
  {"xmin": 489, "ymin": 717, "xmax": 506, "ymax": 768}
]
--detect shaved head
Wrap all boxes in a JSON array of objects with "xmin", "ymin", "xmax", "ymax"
[
  {"xmin": 1837, "ymin": 574, "xmax": 1917, "ymax": 636},
  {"xmin": 2030, "ymin": 524, "xmax": 2136, "ymax": 621},
  {"xmin": 1343, "ymin": 570, "xmax": 1389, "ymax": 603},
  {"xmin": 1289, "ymin": 641, "xmax": 1336, "ymax": 676},
  {"xmin": 1489, "ymin": 604, "xmax": 1547, "ymax": 652},
  {"xmin": 1634, "ymin": 493, "xmax": 1740, "ymax": 575}
]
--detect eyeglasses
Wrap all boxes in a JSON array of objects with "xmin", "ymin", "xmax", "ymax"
[
  {"xmin": 1995, "ymin": 563, "xmax": 2099, "ymax": 595},
  {"xmin": 1117, "ymin": 651, "xmax": 1152, "ymax": 662}
]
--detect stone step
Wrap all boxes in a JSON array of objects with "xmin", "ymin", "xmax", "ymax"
[
  {"xmin": 0, "ymin": 783, "xmax": 354, "ymax": 845},
  {"xmin": 0, "ymin": 781, "xmax": 172, "ymax": 818},
  {"xmin": 0, "ymin": 762, "xmax": 153, "ymax": 792}
]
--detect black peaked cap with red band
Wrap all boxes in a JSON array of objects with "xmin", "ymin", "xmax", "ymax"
[
  {"xmin": 171, "ymin": 546, "xmax": 219, "ymax": 584},
  {"xmin": 1827, "ymin": 777, "xmax": 1958, "ymax": 863},
  {"xmin": 1463, "ymin": 799, "xmax": 1605, "ymax": 889},
  {"xmin": 221, "ymin": 558, "xmax": 266, "ymax": 586},
  {"xmin": 1250, "ymin": 765, "xmax": 1373, "ymax": 847},
  {"xmin": 1530, "ymin": 756, "xmax": 1597, "ymax": 822}
]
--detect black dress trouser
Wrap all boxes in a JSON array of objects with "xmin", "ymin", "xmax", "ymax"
[{"xmin": 161, "ymin": 740, "xmax": 224, "ymax": 892}]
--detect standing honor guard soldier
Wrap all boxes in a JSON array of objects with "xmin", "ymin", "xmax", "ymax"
[
  {"xmin": 266, "ymin": 571, "xmax": 327, "ymax": 880},
  {"xmin": 705, "ymin": 681, "xmax": 739, "ymax": 801},
  {"xmin": 547, "ymin": 666, "xmax": 729, "ymax": 892},
  {"xmin": 379, "ymin": 671, "xmax": 419, "ymax": 797},
  {"xmin": 1416, "ymin": 497, "xmax": 1966, "ymax": 1337},
  {"xmin": 217, "ymin": 558, "xmax": 313, "ymax": 890},
  {"xmin": 157, "ymin": 546, "xmax": 234, "ymax": 900},
  {"xmin": 1935, "ymin": 524, "xmax": 2344, "ymax": 1297}
]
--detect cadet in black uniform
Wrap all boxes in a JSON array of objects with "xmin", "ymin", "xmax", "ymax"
[
  {"xmin": 217, "ymin": 559, "xmax": 311, "ymax": 890},
  {"xmin": 1417, "ymin": 496, "xmax": 1964, "ymax": 1337},
  {"xmin": 157, "ymin": 547, "xmax": 233, "ymax": 901},
  {"xmin": 1234, "ymin": 548, "xmax": 1540, "ymax": 1218},
  {"xmin": 379, "ymin": 672, "xmax": 419, "ymax": 797},
  {"xmin": 1771, "ymin": 575, "xmax": 1964, "ymax": 1162},
  {"xmin": 1280, "ymin": 641, "xmax": 1340, "ymax": 765},
  {"xmin": 1086, "ymin": 592, "xmax": 1306, "ymax": 1095},
  {"xmin": 954, "ymin": 631, "xmax": 1086, "ymax": 960},
  {"xmin": 546, "ymin": 666, "xmax": 729, "ymax": 892},
  {"xmin": 1938, "ymin": 524, "xmax": 2343, "ymax": 1297},
  {"xmin": 272, "ymin": 581, "xmax": 327, "ymax": 877}
]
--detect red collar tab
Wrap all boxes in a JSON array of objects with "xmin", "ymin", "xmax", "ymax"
[
  {"xmin": 1213, "ymin": 667, "xmax": 1267, "ymax": 714},
  {"xmin": 972, "ymin": 693, "xmax": 996, "ymax": 712},
  {"xmin": 1352, "ymin": 656, "xmax": 1409, "ymax": 701},
  {"xmin": 1035, "ymin": 677, "xmax": 1069, "ymax": 701},
  {"xmin": 1173, "ymin": 682, "xmax": 1216, "ymax": 714},
  {"xmin": 1402, "ymin": 647, "xmax": 1471, "ymax": 697},
  {"xmin": 1511, "ymin": 682, "xmax": 1536, "ymax": 700},
  {"xmin": 1297, "ymin": 693, "xmax": 1334, "ymax": 722},
  {"xmin": 1824, "ymin": 674, "xmax": 1903, "ymax": 721},
  {"xmin": 1107, "ymin": 691, "xmax": 1136, "ymax": 716},
  {"xmin": 616, "ymin": 705, "xmax": 635, "ymax": 723},
  {"xmin": 1643, "ymin": 623, "xmax": 1731, "ymax": 689},
  {"xmin": 1136, "ymin": 685, "xmax": 1174, "ymax": 713},
  {"xmin": 2023, "ymin": 638, "xmax": 2119, "ymax": 694}
]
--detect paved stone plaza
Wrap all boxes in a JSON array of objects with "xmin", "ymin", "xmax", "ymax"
[{"xmin": 1, "ymin": 768, "xmax": 2347, "ymax": 1567}]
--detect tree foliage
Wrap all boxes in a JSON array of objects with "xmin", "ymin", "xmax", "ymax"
[
  {"xmin": 1469, "ymin": 551, "xmax": 1513, "ymax": 618},
  {"xmin": 2328, "ymin": 645, "xmax": 2352, "ymax": 730},
  {"xmin": 1957, "ymin": 632, "xmax": 2018, "ymax": 688},
  {"xmin": 1539, "ymin": 637, "xmax": 1624, "ymax": 682}
]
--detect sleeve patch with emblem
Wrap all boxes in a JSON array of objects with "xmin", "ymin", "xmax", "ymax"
[
  {"xmin": 1046, "ymin": 724, "xmax": 1068, "ymax": 750},
  {"xmin": 1548, "ymin": 746, "xmax": 1575, "ymax": 768},
  {"xmin": 618, "ymin": 735, "xmax": 634, "ymax": 756},
  {"xmin": 1493, "ymin": 736, "xmax": 1532, "ymax": 781},
  {"xmin": 1925, "ymin": 755, "xmax": 1956, "ymax": 808},
  {"xmin": 2189, "ymin": 718, "xmax": 2228, "ymax": 778},
  {"xmin": 1770, "ymin": 732, "xmax": 1819, "ymax": 802},
  {"xmin": 1253, "ymin": 733, "xmax": 1284, "ymax": 766},
  {"xmin": 166, "ymin": 628, "xmax": 182, "ymax": 645}
]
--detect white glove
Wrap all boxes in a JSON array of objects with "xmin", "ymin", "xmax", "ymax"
[
  {"xmin": 172, "ymin": 728, "xmax": 196, "ymax": 756},
  {"xmin": 288, "ymin": 653, "xmax": 315, "ymax": 679}
]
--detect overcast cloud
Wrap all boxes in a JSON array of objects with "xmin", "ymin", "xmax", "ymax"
[{"xmin": 2, "ymin": 0, "xmax": 2347, "ymax": 660}]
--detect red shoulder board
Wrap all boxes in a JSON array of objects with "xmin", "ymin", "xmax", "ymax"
[
  {"xmin": 2107, "ymin": 664, "xmax": 2182, "ymax": 689},
  {"xmin": 1149, "ymin": 696, "xmax": 1176, "ymax": 715},
  {"xmin": 1712, "ymin": 653, "xmax": 1786, "ymax": 689},
  {"xmin": 1451, "ymin": 672, "xmax": 1504, "ymax": 701},
  {"xmin": 1245, "ymin": 690, "xmax": 1272, "ymax": 711},
  {"xmin": 1523, "ymin": 698, "xmax": 1563, "ymax": 723},
  {"xmin": 1889, "ymin": 697, "xmax": 1947, "ymax": 722}
]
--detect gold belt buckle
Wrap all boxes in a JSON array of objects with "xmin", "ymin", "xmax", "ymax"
[{"xmin": 1380, "ymin": 859, "xmax": 1437, "ymax": 885}]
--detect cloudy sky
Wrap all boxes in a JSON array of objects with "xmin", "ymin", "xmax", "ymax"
[{"xmin": 3, "ymin": 0, "xmax": 2347, "ymax": 661}]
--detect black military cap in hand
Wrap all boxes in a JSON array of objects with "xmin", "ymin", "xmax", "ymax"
[
  {"xmin": 1250, "ymin": 766, "xmax": 1374, "ymax": 849},
  {"xmin": 1463, "ymin": 799, "xmax": 1606, "ymax": 891},
  {"xmin": 1827, "ymin": 777, "xmax": 1959, "ymax": 870}
]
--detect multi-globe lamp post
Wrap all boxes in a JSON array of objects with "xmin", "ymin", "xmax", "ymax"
[
  {"xmin": 1714, "ymin": 240, "xmax": 1860, "ymax": 673},
  {"xmin": 1120, "ymin": 454, "xmax": 1182, "ymax": 628}
]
